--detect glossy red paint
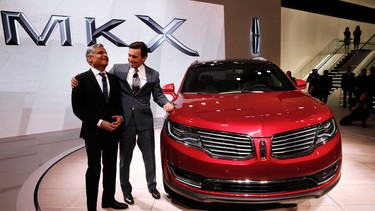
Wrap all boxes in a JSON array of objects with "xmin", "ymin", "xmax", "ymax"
[{"xmin": 161, "ymin": 58, "xmax": 342, "ymax": 203}]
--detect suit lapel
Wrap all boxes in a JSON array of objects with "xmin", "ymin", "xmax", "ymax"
[
  {"xmin": 88, "ymin": 69, "xmax": 103, "ymax": 96},
  {"xmin": 107, "ymin": 74, "xmax": 113, "ymax": 101},
  {"xmin": 136, "ymin": 65, "xmax": 152, "ymax": 94},
  {"xmin": 120, "ymin": 65, "xmax": 132, "ymax": 92},
  {"xmin": 145, "ymin": 65, "xmax": 152, "ymax": 83}
]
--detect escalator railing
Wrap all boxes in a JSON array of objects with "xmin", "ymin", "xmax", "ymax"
[
  {"xmin": 295, "ymin": 39, "xmax": 345, "ymax": 80},
  {"xmin": 296, "ymin": 35, "xmax": 375, "ymax": 81},
  {"xmin": 294, "ymin": 35, "xmax": 375, "ymax": 109}
]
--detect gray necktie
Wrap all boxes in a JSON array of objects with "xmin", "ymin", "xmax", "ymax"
[
  {"xmin": 99, "ymin": 72, "xmax": 109, "ymax": 102},
  {"xmin": 132, "ymin": 69, "xmax": 140, "ymax": 94}
]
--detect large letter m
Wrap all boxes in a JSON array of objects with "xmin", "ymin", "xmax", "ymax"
[{"xmin": 1, "ymin": 11, "xmax": 72, "ymax": 46}]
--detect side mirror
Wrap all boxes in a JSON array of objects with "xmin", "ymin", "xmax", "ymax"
[
  {"xmin": 295, "ymin": 79, "xmax": 307, "ymax": 90},
  {"xmin": 162, "ymin": 83, "xmax": 177, "ymax": 100}
]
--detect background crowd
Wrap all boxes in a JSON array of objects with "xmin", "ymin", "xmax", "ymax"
[{"xmin": 303, "ymin": 65, "xmax": 375, "ymax": 128}]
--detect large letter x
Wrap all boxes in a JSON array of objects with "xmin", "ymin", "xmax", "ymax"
[{"xmin": 136, "ymin": 15, "xmax": 199, "ymax": 56}]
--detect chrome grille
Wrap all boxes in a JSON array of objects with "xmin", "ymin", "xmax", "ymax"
[
  {"xmin": 271, "ymin": 126, "xmax": 317, "ymax": 159},
  {"xmin": 197, "ymin": 130, "xmax": 254, "ymax": 160}
]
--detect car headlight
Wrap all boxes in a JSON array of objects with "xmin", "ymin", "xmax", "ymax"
[
  {"xmin": 167, "ymin": 121, "xmax": 202, "ymax": 148},
  {"xmin": 316, "ymin": 118, "xmax": 338, "ymax": 146}
]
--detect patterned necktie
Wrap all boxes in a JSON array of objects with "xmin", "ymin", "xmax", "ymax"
[
  {"xmin": 99, "ymin": 72, "xmax": 109, "ymax": 102},
  {"xmin": 132, "ymin": 69, "xmax": 140, "ymax": 94}
]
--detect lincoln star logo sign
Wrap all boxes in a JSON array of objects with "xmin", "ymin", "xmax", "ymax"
[
  {"xmin": 1, "ymin": 10, "xmax": 199, "ymax": 56},
  {"xmin": 251, "ymin": 17, "xmax": 260, "ymax": 55}
]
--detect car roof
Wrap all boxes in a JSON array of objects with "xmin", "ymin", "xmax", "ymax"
[{"xmin": 189, "ymin": 57, "xmax": 275, "ymax": 68}]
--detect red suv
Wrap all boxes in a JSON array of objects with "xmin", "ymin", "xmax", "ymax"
[{"xmin": 161, "ymin": 58, "xmax": 341, "ymax": 203}]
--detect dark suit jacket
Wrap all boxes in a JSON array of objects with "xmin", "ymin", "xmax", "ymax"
[
  {"xmin": 341, "ymin": 72, "xmax": 355, "ymax": 91},
  {"xmin": 71, "ymin": 69, "xmax": 122, "ymax": 140},
  {"xmin": 109, "ymin": 63, "xmax": 169, "ymax": 131}
]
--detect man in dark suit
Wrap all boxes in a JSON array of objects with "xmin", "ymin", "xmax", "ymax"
[
  {"xmin": 72, "ymin": 41, "xmax": 174, "ymax": 205},
  {"xmin": 321, "ymin": 69, "xmax": 333, "ymax": 103},
  {"xmin": 306, "ymin": 68, "xmax": 322, "ymax": 99},
  {"xmin": 109, "ymin": 41, "xmax": 174, "ymax": 204},
  {"xmin": 71, "ymin": 44, "xmax": 127, "ymax": 210},
  {"xmin": 341, "ymin": 66, "xmax": 355, "ymax": 108}
]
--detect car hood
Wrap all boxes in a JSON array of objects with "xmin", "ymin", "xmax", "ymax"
[{"xmin": 168, "ymin": 91, "xmax": 334, "ymax": 137}]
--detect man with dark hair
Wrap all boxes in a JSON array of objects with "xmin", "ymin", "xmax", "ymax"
[
  {"xmin": 306, "ymin": 68, "xmax": 322, "ymax": 99},
  {"xmin": 109, "ymin": 41, "xmax": 174, "ymax": 204},
  {"xmin": 286, "ymin": 70, "xmax": 297, "ymax": 85}
]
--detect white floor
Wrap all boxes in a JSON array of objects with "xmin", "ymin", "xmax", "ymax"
[
  {"xmin": 38, "ymin": 129, "xmax": 375, "ymax": 211},
  {"xmin": 36, "ymin": 98, "xmax": 375, "ymax": 210}
]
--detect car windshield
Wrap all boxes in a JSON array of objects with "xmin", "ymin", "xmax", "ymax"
[{"xmin": 181, "ymin": 62, "xmax": 296, "ymax": 93}]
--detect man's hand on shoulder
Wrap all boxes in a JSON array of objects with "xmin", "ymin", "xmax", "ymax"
[{"xmin": 71, "ymin": 73, "xmax": 80, "ymax": 89}]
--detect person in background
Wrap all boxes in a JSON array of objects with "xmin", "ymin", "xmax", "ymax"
[
  {"xmin": 353, "ymin": 25, "xmax": 362, "ymax": 52},
  {"xmin": 321, "ymin": 69, "xmax": 333, "ymax": 103},
  {"xmin": 286, "ymin": 70, "xmax": 297, "ymax": 85},
  {"xmin": 341, "ymin": 66, "xmax": 355, "ymax": 108},
  {"xmin": 71, "ymin": 44, "xmax": 127, "ymax": 210},
  {"xmin": 306, "ymin": 68, "xmax": 321, "ymax": 99},
  {"xmin": 340, "ymin": 92, "xmax": 370, "ymax": 128},
  {"xmin": 354, "ymin": 68, "xmax": 369, "ymax": 99},
  {"xmin": 343, "ymin": 26, "xmax": 351, "ymax": 53},
  {"xmin": 368, "ymin": 66, "xmax": 375, "ymax": 113}
]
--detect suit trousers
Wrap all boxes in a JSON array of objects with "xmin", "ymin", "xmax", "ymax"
[
  {"xmin": 119, "ymin": 112, "xmax": 157, "ymax": 194},
  {"xmin": 85, "ymin": 137, "xmax": 118, "ymax": 211},
  {"xmin": 342, "ymin": 89, "xmax": 353, "ymax": 107}
]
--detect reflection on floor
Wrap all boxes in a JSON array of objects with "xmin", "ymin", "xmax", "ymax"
[{"xmin": 36, "ymin": 105, "xmax": 375, "ymax": 210}]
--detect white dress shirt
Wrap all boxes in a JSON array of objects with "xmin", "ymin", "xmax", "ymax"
[
  {"xmin": 127, "ymin": 64, "xmax": 147, "ymax": 88},
  {"xmin": 91, "ymin": 68, "xmax": 110, "ymax": 94},
  {"xmin": 90, "ymin": 68, "xmax": 110, "ymax": 127}
]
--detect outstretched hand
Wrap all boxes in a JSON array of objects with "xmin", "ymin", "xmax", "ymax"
[{"xmin": 163, "ymin": 102, "xmax": 174, "ymax": 112}]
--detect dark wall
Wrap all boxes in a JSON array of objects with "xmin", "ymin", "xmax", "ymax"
[
  {"xmin": 193, "ymin": 0, "xmax": 281, "ymax": 65},
  {"xmin": 282, "ymin": 0, "xmax": 375, "ymax": 24}
]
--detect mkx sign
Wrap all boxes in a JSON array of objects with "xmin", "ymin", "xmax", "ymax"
[{"xmin": 1, "ymin": 10, "xmax": 200, "ymax": 56}]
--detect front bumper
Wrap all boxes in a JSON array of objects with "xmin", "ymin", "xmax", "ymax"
[
  {"xmin": 161, "ymin": 128, "xmax": 342, "ymax": 203},
  {"xmin": 164, "ymin": 160, "xmax": 341, "ymax": 203}
]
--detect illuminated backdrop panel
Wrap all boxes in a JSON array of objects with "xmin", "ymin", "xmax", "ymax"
[{"xmin": 0, "ymin": 0, "xmax": 224, "ymax": 138}]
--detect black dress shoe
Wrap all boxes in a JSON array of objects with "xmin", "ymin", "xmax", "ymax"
[
  {"xmin": 149, "ymin": 189, "xmax": 161, "ymax": 199},
  {"xmin": 123, "ymin": 193, "xmax": 134, "ymax": 204},
  {"xmin": 102, "ymin": 200, "xmax": 128, "ymax": 209}
]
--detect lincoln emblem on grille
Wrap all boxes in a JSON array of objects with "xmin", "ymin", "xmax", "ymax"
[{"xmin": 260, "ymin": 139, "xmax": 266, "ymax": 160}]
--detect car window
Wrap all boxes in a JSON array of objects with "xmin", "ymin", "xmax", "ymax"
[{"xmin": 181, "ymin": 63, "xmax": 296, "ymax": 93}]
